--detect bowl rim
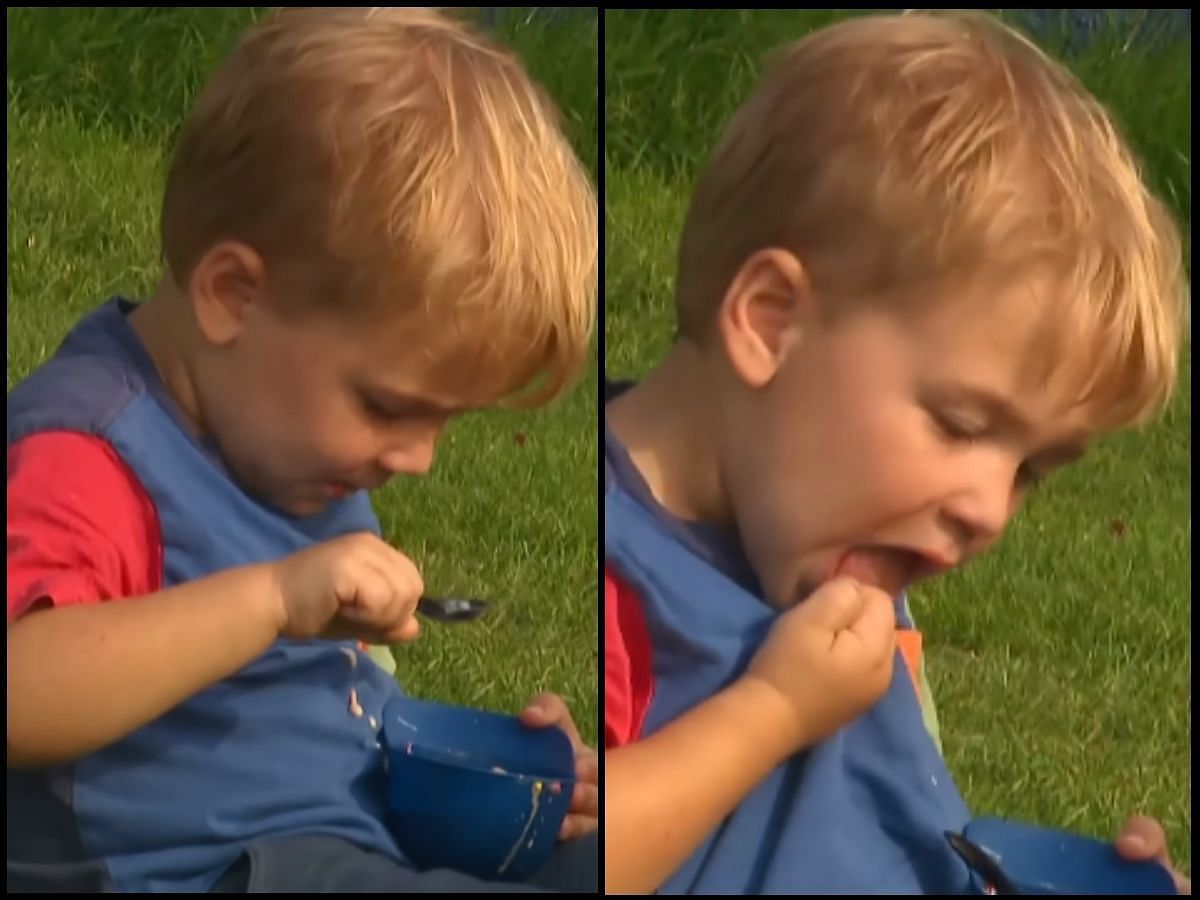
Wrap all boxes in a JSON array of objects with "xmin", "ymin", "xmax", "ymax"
[{"xmin": 391, "ymin": 740, "xmax": 578, "ymax": 785}]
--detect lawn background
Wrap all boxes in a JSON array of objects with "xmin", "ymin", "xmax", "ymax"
[
  {"xmin": 7, "ymin": 7, "xmax": 600, "ymax": 745},
  {"xmin": 605, "ymin": 8, "xmax": 1191, "ymax": 869}
]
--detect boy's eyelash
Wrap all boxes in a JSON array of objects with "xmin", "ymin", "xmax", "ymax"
[
  {"xmin": 932, "ymin": 409, "xmax": 1047, "ymax": 489},
  {"xmin": 931, "ymin": 410, "xmax": 981, "ymax": 441},
  {"xmin": 362, "ymin": 396, "xmax": 402, "ymax": 420}
]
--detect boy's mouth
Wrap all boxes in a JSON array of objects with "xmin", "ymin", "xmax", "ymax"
[
  {"xmin": 326, "ymin": 481, "xmax": 357, "ymax": 499},
  {"xmin": 830, "ymin": 545, "xmax": 954, "ymax": 598}
]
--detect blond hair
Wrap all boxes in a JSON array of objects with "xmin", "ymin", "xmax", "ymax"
[
  {"xmin": 162, "ymin": 7, "xmax": 596, "ymax": 407},
  {"xmin": 678, "ymin": 10, "xmax": 1187, "ymax": 430}
]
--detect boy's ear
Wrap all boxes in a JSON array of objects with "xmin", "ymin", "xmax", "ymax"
[
  {"xmin": 188, "ymin": 241, "xmax": 268, "ymax": 347},
  {"xmin": 715, "ymin": 248, "xmax": 812, "ymax": 389}
]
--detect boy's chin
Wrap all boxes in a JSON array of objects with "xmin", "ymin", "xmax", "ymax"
[
  {"xmin": 288, "ymin": 498, "xmax": 334, "ymax": 517},
  {"xmin": 754, "ymin": 574, "xmax": 816, "ymax": 610},
  {"xmin": 249, "ymin": 483, "xmax": 336, "ymax": 518}
]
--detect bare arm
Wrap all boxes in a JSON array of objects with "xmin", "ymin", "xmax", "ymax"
[
  {"xmin": 7, "ymin": 563, "xmax": 282, "ymax": 769},
  {"xmin": 603, "ymin": 677, "xmax": 801, "ymax": 895}
]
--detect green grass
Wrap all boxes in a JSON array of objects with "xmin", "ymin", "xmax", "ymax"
[
  {"xmin": 605, "ymin": 9, "xmax": 1191, "ymax": 872},
  {"xmin": 7, "ymin": 8, "xmax": 599, "ymax": 745}
]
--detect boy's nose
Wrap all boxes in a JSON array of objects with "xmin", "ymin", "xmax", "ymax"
[
  {"xmin": 377, "ymin": 433, "xmax": 438, "ymax": 477},
  {"xmin": 943, "ymin": 460, "xmax": 1021, "ymax": 552}
]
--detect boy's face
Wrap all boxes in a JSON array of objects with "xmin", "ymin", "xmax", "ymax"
[
  {"xmin": 184, "ymin": 249, "xmax": 493, "ymax": 517},
  {"xmin": 717, "ymin": 259, "xmax": 1095, "ymax": 609}
]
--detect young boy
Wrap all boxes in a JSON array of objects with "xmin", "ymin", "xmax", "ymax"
[
  {"xmin": 7, "ymin": 8, "xmax": 598, "ymax": 893},
  {"xmin": 604, "ymin": 10, "xmax": 1189, "ymax": 894}
]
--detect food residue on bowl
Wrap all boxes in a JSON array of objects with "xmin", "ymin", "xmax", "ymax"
[{"xmin": 496, "ymin": 780, "xmax": 545, "ymax": 875}]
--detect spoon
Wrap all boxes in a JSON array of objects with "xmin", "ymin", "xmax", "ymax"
[
  {"xmin": 945, "ymin": 831, "xmax": 1021, "ymax": 895},
  {"xmin": 416, "ymin": 595, "xmax": 490, "ymax": 624}
]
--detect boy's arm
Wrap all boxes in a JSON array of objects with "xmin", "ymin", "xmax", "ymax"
[
  {"xmin": 604, "ymin": 568, "xmax": 799, "ymax": 894},
  {"xmin": 604, "ymin": 562, "xmax": 896, "ymax": 894},
  {"xmin": 8, "ymin": 564, "xmax": 284, "ymax": 768},
  {"xmin": 6, "ymin": 433, "xmax": 284, "ymax": 768},
  {"xmin": 604, "ymin": 677, "xmax": 802, "ymax": 895}
]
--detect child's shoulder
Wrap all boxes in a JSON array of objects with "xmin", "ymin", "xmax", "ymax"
[
  {"xmin": 9, "ymin": 351, "xmax": 143, "ymax": 438},
  {"xmin": 8, "ymin": 299, "xmax": 150, "ymax": 445}
]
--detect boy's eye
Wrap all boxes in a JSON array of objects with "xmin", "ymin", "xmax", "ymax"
[
  {"xmin": 362, "ymin": 394, "xmax": 405, "ymax": 421},
  {"xmin": 361, "ymin": 392, "xmax": 460, "ymax": 428},
  {"xmin": 930, "ymin": 409, "xmax": 983, "ymax": 442}
]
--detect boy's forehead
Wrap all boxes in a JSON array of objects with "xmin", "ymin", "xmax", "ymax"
[
  {"xmin": 316, "ymin": 309, "xmax": 535, "ymax": 410},
  {"xmin": 901, "ymin": 268, "xmax": 1071, "ymax": 356},
  {"xmin": 348, "ymin": 352, "xmax": 502, "ymax": 413},
  {"xmin": 890, "ymin": 273, "xmax": 1106, "ymax": 432}
]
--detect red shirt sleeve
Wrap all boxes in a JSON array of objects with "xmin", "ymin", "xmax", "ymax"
[
  {"xmin": 604, "ymin": 565, "xmax": 654, "ymax": 750},
  {"xmin": 7, "ymin": 431, "xmax": 162, "ymax": 622}
]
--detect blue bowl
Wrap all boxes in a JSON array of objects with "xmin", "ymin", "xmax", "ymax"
[{"xmin": 381, "ymin": 696, "xmax": 576, "ymax": 882}]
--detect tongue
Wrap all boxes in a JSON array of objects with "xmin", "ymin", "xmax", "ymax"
[{"xmin": 834, "ymin": 548, "xmax": 911, "ymax": 598}]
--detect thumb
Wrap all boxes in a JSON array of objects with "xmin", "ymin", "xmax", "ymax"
[
  {"xmin": 1116, "ymin": 815, "xmax": 1169, "ymax": 863},
  {"xmin": 844, "ymin": 586, "xmax": 898, "ymax": 649},
  {"xmin": 520, "ymin": 692, "xmax": 567, "ymax": 728},
  {"xmin": 384, "ymin": 616, "xmax": 421, "ymax": 645},
  {"xmin": 796, "ymin": 577, "xmax": 868, "ymax": 632},
  {"xmin": 520, "ymin": 701, "xmax": 553, "ymax": 726},
  {"xmin": 519, "ymin": 692, "xmax": 585, "ymax": 750}
]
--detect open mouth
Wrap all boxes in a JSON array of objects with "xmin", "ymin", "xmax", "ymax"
[{"xmin": 830, "ymin": 545, "xmax": 952, "ymax": 598}]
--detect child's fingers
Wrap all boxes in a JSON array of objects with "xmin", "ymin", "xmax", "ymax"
[
  {"xmin": 794, "ymin": 576, "xmax": 866, "ymax": 632},
  {"xmin": 382, "ymin": 616, "xmax": 420, "ymax": 644},
  {"xmin": 1115, "ymin": 816, "xmax": 1190, "ymax": 894},
  {"xmin": 575, "ymin": 749, "xmax": 598, "ymax": 784},
  {"xmin": 844, "ymin": 586, "xmax": 897, "ymax": 656},
  {"xmin": 1115, "ymin": 815, "xmax": 1169, "ymax": 862},
  {"xmin": 558, "ymin": 812, "xmax": 598, "ymax": 842},
  {"xmin": 520, "ymin": 692, "xmax": 586, "ymax": 751},
  {"xmin": 570, "ymin": 779, "xmax": 598, "ymax": 819}
]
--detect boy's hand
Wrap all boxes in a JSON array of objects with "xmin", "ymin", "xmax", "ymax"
[
  {"xmin": 744, "ymin": 576, "xmax": 896, "ymax": 750},
  {"xmin": 520, "ymin": 692, "xmax": 598, "ymax": 842},
  {"xmin": 270, "ymin": 533, "xmax": 423, "ymax": 645},
  {"xmin": 1115, "ymin": 815, "xmax": 1190, "ymax": 894}
]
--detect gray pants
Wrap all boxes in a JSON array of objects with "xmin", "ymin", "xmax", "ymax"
[{"xmin": 209, "ymin": 833, "xmax": 598, "ymax": 893}]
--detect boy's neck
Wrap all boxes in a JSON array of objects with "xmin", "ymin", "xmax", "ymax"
[
  {"xmin": 607, "ymin": 341, "xmax": 730, "ymax": 526},
  {"xmin": 126, "ymin": 277, "xmax": 206, "ymax": 438}
]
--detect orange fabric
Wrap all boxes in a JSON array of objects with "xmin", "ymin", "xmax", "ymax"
[{"xmin": 895, "ymin": 629, "xmax": 923, "ymax": 700}]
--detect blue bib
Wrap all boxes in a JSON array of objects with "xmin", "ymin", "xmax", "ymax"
[
  {"xmin": 606, "ymin": 481, "xmax": 975, "ymax": 893},
  {"xmin": 8, "ymin": 299, "xmax": 406, "ymax": 891}
]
